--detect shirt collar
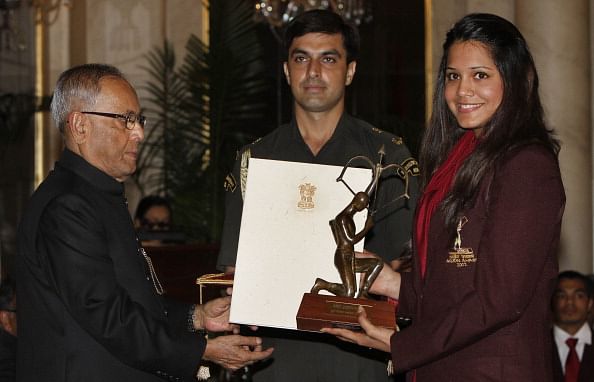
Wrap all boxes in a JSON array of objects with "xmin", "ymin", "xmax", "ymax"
[
  {"xmin": 554, "ymin": 323, "xmax": 592, "ymax": 345},
  {"xmin": 58, "ymin": 149, "xmax": 125, "ymax": 196},
  {"xmin": 288, "ymin": 112, "xmax": 349, "ymax": 144}
]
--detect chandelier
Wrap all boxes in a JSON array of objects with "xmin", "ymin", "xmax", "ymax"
[
  {"xmin": 255, "ymin": 0, "xmax": 372, "ymax": 28},
  {"xmin": 0, "ymin": 0, "xmax": 69, "ymax": 52},
  {"xmin": 0, "ymin": 0, "xmax": 22, "ymax": 51}
]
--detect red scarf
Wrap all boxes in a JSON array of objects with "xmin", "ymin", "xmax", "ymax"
[{"xmin": 415, "ymin": 131, "xmax": 478, "ymax": 279}]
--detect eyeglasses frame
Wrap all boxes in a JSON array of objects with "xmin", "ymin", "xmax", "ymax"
[{"xmin": 81, "ymin": 111, "xmax": 147, "ymax": 130}]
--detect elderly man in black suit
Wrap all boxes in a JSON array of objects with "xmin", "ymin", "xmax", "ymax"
[{"xmin": 16, "ymin": 64, "xmax": 272, "ymax": 382}]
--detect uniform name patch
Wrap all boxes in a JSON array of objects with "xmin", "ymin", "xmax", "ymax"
[{"xmin": 396, "ymin": 157, "xmax": 420, "ymax": 179}]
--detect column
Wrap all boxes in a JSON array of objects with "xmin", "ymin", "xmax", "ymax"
[{"xmin": 516, "ymin": 0, "xmax": 592, "ymax": 272}]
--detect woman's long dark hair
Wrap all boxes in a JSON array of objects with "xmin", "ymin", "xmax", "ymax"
[{"xmin": 419, "ymin": 13, "xmax": 560, "ymax": 229}]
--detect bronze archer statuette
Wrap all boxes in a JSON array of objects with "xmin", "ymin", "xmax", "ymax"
[{"xmin": 310, "ymin": 145, "xmax": 410, "ymax": 299}]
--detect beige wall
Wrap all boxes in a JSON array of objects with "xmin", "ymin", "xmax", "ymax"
[
  {"xmin": 48, "ymin": 0, "xmax": 205, "ymax": 106},
  {"xmin": 43, "ymin": 0, "xmax": 205, "ymax": 126},
  {"xmin": 42, "ymin": 0, "xmax": 206, "ymax": 210},
  {"xmin": 430, "ymin": 0, "xmax": 593, "ymax": 273},
  {"xmin": 517, "ymin": 1, "xmax": 592, "ymax": 273}
]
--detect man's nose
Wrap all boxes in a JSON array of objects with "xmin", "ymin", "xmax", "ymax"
[
  {"xmin": 130, "ymin": 121, "xmax": 144, "ymax": 141},
  {"xmin": 308, "ymin": 60, "xmax": 321, "ymax": 78}
]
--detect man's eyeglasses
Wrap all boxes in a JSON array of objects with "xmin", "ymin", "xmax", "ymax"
[
  {"xmin": 81, "ymin": 111, "xmax": 147, "ymax": 130},
  {"xmin": 140, "ymin": 219, "xmax": 171, "ymax": 231}
]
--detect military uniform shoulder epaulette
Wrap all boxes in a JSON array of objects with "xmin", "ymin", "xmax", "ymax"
[
  {"xmin": 226, "ymin": 137, "xmax": 263, "ymax": 198},
  {"xmin": 367, "ymin": 127, "xmax": 420, "ymax": 178},
  {"xmin": 369, "ymin": 126, "xmax": 405, "ymax": 147},
  {"xmin": 234, "ymin": 137, "xmax": 263, "ymax": 161}
]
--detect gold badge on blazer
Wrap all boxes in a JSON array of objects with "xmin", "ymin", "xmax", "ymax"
[{"xmin": 447, "ymin": 216, "xmax": 476, "ymax": 267}]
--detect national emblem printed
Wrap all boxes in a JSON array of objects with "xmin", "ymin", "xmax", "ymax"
[{"xmin": 297, "ymin": 183, "xmax": 317, "ymax": 210}]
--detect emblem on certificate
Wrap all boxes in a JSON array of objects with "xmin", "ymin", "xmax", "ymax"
[
  {"xmin": 447, "ymin": 216, "xmax": 476, "ymax": 267},
  {"xmin": 297, "ymin": 183, "xmax": 317, "ymax": 210},
  {"xmin": 297, "ymin": 145, "xmax": 410, "ymax": 331}
]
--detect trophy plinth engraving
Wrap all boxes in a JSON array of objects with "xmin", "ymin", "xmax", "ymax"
[
  {"xmin": 296, "ymin": 145, "xmax": 410, "ymax": 331},
  {"xmin": 296, "ymin": 293, "xmax": 398, "ymax": 332}
]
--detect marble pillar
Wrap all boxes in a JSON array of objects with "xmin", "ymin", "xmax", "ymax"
[{"xmin": 516, "ymin": 0, "xmax": 592, "ymax": 273}]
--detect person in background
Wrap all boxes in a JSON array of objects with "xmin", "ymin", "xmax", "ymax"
[
  {"xmin": 217, "ymin": 9, "xmax": 419, "ymax": 382},
  {"xmin": 16, "ymin": 63, "xmax": 272, "ymax": 382},
  {"xmin": 323, "ymin": 13, "xmax": 565, "ymax": 381},
  {"xmin": 134, "ymin": 195, "xmax": 173, "ymax": 232},
  {"xmin": 552, "ymin": 271, "xmax": 594, "ymax": 382},
  {"xmin": 134, "ymin": 195, "xmax": 183, "ymax": 246},
  {"xmin": 0, "ymin": 278, "xmax": 16, "ymax": 382}
]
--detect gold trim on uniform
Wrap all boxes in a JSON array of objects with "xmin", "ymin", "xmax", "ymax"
[
  {"xmin": 237, "ymin": 138, "xmax": 261, "ymax": 200},
  {"xmin": 224, "ymin": 173, "xmax": 237, "ymax": 193},
  {"xmin": 370, "ymin": 127, "xmax": 403, "ymax": 145},
  {"xmin": 240, "ymin": 148, "xmax": 251, "ymax": 201}
]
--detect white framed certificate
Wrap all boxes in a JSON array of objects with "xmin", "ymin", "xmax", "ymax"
[{"xmin": 230, "ymin": 158, "xmax": 371, "ymax": 330}]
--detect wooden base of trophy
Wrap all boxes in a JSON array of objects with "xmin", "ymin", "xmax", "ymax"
[{"xmin": 296, "ymin": 293, "xmax": 396, "ymax": 332}]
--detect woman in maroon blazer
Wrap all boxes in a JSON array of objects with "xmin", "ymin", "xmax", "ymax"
[{"xmin": 323, "ymin": 13, "xmax": 565, "ymax": 381}]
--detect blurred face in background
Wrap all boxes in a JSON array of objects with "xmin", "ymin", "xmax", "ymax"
[
  {"xmin": 0, "ymin": 294, "xmax": 17, "ymax": 337},
  {"xmin": 553, "ymin": 278, "xmax": 593, "ymax": 332},
  {"xmin": 138, "ymin": 205, "xmax": 171, "ymax": 231}
]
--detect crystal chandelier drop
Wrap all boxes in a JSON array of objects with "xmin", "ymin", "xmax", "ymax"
[{"xmin": 255, "ymin": 0, "xmax": 372, "ymax": 28}]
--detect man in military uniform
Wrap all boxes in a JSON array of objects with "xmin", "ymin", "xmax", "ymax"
[{"xmin": 217, "ymin": 9, "xmax": 419, "ymax": 381}]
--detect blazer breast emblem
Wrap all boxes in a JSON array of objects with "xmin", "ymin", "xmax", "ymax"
[{"xmin": 447, "ymin": 216, "xmax": 476, "ymax": 267}]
